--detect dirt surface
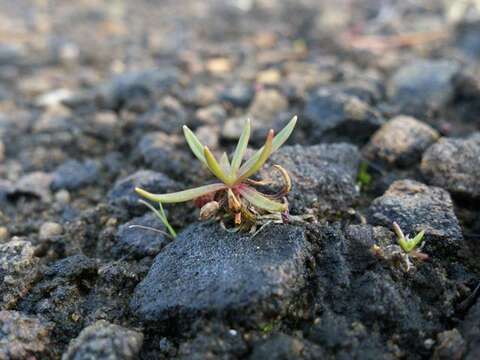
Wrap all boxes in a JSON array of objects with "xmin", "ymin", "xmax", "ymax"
[{"xmin": 1, "ymin": 0, "xmax": 480, "ymax": 359}]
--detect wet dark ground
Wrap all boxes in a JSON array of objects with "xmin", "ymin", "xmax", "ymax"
[{"xmin": 0, "ymin": 0, "xmax": 480, "ymax": 359}]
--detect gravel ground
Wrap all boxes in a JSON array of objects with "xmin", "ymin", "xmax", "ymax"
[{"xmin": 0, "ymin": 0, "xmax": 480, "ymax": 359}]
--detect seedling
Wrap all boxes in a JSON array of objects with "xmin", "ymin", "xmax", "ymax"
[
  {"xmin": 372, "ymin": 222, "xmax": 428, "ymax": 272},
  {"xmin": 392, "ymin": 222, "xmax": 425, "ymax": 253},
  {"xmin": 135, "ymin": 116, "xmax": 297, "ymax": 233}
]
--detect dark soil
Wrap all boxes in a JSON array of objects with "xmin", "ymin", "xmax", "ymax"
[{"xmin": 0, "ymin": 1, "xmax": 479, "ymax": 359}]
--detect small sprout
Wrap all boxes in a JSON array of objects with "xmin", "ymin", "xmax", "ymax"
[
  {"xmin": 372, "ymin": 222, "xmax": 428, "ymax": 272},
  {"xmin": 138, "ymin": 199, "xmax": 177, "ymax": 238},
  {"xmin": 392, "ymin": 222, "xmax": 425, "ymax": 253},
  {"xmin": 135, "ymin": 116, "xmax": 298, "ymax": 232}
]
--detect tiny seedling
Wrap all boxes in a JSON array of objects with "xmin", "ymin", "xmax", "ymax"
[
  {"xmin": 135, "ymin": 116, "xmax": 297, "ymax": 233},
  {"xmin": 372, "ymin": 222, "xmax": 428, "ymax": 272},
  {"xmin": 392, "ymin": 222, "xmax": 425, "ymax": 253}
]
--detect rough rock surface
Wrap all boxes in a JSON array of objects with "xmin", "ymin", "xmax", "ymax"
[
  {"xmin": 62, "ymin": 320, "xmax": 143, "ymax": 360},
  {"xmin": 364, "ymin": 115, "xmax": 439, "ymax": 167},
  {"xmin": 266, "ymin": 143, "xmax": 361, "ymax": 214},
  {"xmin": 304, "ymin": 87, "xmax": 383, "ymax": 144},
  {"xmin": 0, "ymin": 239, "xmax": 39, "ymax": 308},
  {"xmin": 0, "ymin": 310, "xmax": 53, "ymax": 360},
  {"xmin": 461, "ymin": 298, "xmax": 480, "ymax": 360},
  {"xmin": 131, "ymin": 223, "xmax": 311, "ymax": 325},
  {"xmin": 367, "ymin": 179, "xmax": 463, "ymax": 256},
  {"xmin": 421, "ymin": 133, "xmax": 480, "ymax": 199},
  {"xmin": 388, "ymin": 60, "xmax": 460, "ymax": 117},
  {"xmin": 307, "ymin": 223, "xmax": 462, "ymax": 357}
]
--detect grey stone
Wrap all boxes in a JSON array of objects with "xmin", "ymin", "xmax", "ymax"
[
  {"xmin": 133, "ymin": 97, "xmax": 187, "ymax": 134},
  {"xmin": 248, "ymin": 89, "xmax": 288, "ymax": 123},
  {"xmin": 14, "ymin": 171, "xmax": 53, "ymax": 201},
  {"xmin": 62, "ymin": 320, "xmax": 143, "ymax": 360},
  {"xmin": 39, "ymin": 221, "xmax": 63, "ymax": 240},
  {"xmin": 421, "ymin": 133, "xmax": 480, "ymax": 199},
  {"xmin": 220, "ymin": 83, "xmax": 254, "ymax": 107},
  {"xmin": 131, "ymin": 223, "xmax": 311, "ymax": 324},
  {"xmin": 51, "ymin": 159, "xmax": 99, "ymax": 191},
  {"xmin": 266, "ymin": 143, "xmax": 361, "ymax": 214},
  {"xmin": 0, "ymin": 310, "xmax": 53, "ymax": 360},
  {"xmin": 388, "ymin": 60, "xmax": 460, "ymax": 117},
  {"xmin": 108, "ymin": 170, "xmax": 179, "ymax": 214},
  {"xmin": 115, "ymin": 213, "xmax": 170, "ymax": 259},
  {"xmin": 367, "ymin": 179, "xmax": 463, "ymax": 257},
  {"xmin": 304, "ymin": 87, "xmax": 383, "ymax": 144},
  {"xmin": 364, "ymin": 115, "xmax": 439, "ymax": 167},
  {"xmin": 136, "ymin": 133, "xmax": 195, "ymax": 179},
  {"xmin": 96, "ymin": 68, "xmax": 179, "ymax": 112}
]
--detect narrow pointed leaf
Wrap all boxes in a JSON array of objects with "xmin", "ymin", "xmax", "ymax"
[
  {"xmin": 204, "ymin": 147, "xmax": 233, "ymax": 185},
  {"xmin": 220, "ymin": 152, "xmax": 231, "ymax": 174},
  {"xmin": 183, "ymin": 125, "xmax": 207, "ymax": 165},
  {"xmin": 239, "ymin": 115, "xmax": 297, "ymax": 174},
  {"xmin": 135, "ymin": 183, "xmax": 226, "ymax": 203},
  {"xmin": 410, "ymin": 230, "xmax": 425, "ymax": 249},
  {"xmin": 237, "ymin": 129, "xmax": 274, "ymax": 182},
  {"xmin": 238, "ymin": 186, "xmax": 287, "ymax": 213},
  {"xmin": 138, "ymin": 200, "xmax": 177, "ymax": 238},
  {"xmin": 230, "ymin": 118, "xmax": 251, "ymax": 177}
]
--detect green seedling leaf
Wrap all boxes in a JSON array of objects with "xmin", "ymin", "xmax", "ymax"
[
  {"xmin": 230, "ymin": 118, "xmax": 251, "ymax": 178},
  {"xmin": 135, "ymin": 183, "xmax": 226, "ymax": 203},
  {"xmin": 238, "ymin": 185, "xmax": 287, "ymax": 213},
  {"xmin": 239, "ymin": 115, "xmax": 297, "ymax": 174},
  {"xmin": 393, "ymin": 222, "xmax": 425, "ymax": 253},
  {"xmin": 409, "ymin": 229, "xmax": 425, "ymax": 250},
  {"xmin": 183, "ymin": 125, "xmax": 207, "ymax": 165},
  {"xmin": 237, "ymin": 129, "xmax": 274, "ymax": 182},
  {"xmin": 220, "ymin": 152, "xmax": 231, "ymax": 174},
  {"xmin": 139, "ymin": 199, "xmax": 177, "ymax": 238},
  {"xmin": 204, "ymin": 146, "xmax": 233, "ymax": 185}
]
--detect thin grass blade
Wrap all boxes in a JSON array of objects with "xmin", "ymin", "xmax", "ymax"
[
  {"xmin": 230, "ymin": 118, "xmax": 251, "ymax": 177},
  {"xmin": 238, "ymin": 186, "xmax": 287, "ymax": 213},
  {"xmin": 138, "ymin": 200, "xmax": 177, "ymax": 238},
  {"xmin": 239, "ymin": 115, "xmax": 297, "ymax": 174},
  {"xmin": 183, "ymin": 125, "xmax": 207, "ymax": 165},
  {"xmin": 135, "ymin": 183, "xmax": 226, "ymax": 203}
]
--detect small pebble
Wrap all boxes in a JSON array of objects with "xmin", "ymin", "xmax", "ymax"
[
  {"xmin": 39, "ymin": 222, "xmax": 63, "ymax": 240},
  {"xmin": 54, "ymin": 189, "xmax": 71, "ymax": 204},
  {"xmin": 0, "ymin": 227, "xmax": 8, "ymax": 241}
]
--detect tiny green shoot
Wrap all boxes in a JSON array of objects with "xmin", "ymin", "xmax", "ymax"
[
  {"xmin": 139, "ymin": 199, "xmax": 177, "ymax": 238},
  {"xmin": 392, "ymin": 222, "xmax": 425, "ymax": 253}
]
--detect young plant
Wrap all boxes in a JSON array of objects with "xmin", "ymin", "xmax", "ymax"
[
  {"xmin": 135, "ymin": 116, "xmax": 297, "ymax": 232},
  {"xmin": 392, "ymin": 222, "xmax": 425, "ymax": 253}
]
